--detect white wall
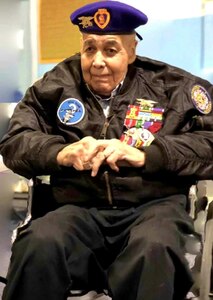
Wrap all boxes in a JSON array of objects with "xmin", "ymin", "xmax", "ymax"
[
  {"xmin": 0, "ymin": 0, "xmax": 32, "ymax": 102},
  {"xmin": 122, "ymin": 0, "xmax": 213, "ymax": 81}
]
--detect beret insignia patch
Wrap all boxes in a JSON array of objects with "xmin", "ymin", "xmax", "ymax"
[
  {"xmin": 78, "ymin": 16, "xmax": 94, "ymax": 29},
  {"xmin": 94, "ymin": 9, "xmax": 110, "ymax": 29},
  {"xmin": 191, "ymin": 85, "xmax": 212, "ymax": 114}
]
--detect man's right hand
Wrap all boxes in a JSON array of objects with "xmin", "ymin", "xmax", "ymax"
[{"xmin": 56, "ymin": 136, "xmax": 102, "ymax": 171}]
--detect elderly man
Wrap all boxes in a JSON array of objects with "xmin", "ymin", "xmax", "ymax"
[{"xmin": 0, "ymin": 1, "xmax": 213, "ymax": 300}]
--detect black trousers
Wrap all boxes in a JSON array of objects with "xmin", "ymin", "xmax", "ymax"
[{"xmin": 3, "ymin": 195, "xmax": 195, "ymax": 300}]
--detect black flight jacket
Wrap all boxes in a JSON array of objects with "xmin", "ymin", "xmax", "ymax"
[{"xmin": 1, "ymin": 54, "xmax": 213, "ymax": 207}]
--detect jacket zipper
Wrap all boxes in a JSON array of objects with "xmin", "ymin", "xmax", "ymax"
[
  {"xmin": 100, "ymin": 120, "xmax": 109, "ymax": 139},
  {"xmin": 101, "ymin": 121, "xmax": 113, "ymax": 205},
  {"xmin": 87, "ymin": 88, "xmax": 119, "ymax": 206},
  {"xmin": 104, "ymin": 171, "xmax": 113, "ymax": 205},
  {"xmin": 95, "ymin": 94, "xmax": 115, "ymax": 206}
]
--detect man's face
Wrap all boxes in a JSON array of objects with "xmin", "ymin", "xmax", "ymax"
[{"xmin": 80, "ymin": 33, "xmax": 136, "ymax": 96}]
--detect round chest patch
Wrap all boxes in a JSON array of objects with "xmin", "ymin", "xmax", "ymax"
[
  {"xmin": 57, "ymin": 98, "xmax": 85, "ymax": 125},
  {"xmin": 191, "ymin": 85, "xmax": 212, "ymax": 114}
]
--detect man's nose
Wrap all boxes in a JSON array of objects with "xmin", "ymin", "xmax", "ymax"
[{"xmin": 92, "ymin": 52, "xmax": 105, "ymax": 68}]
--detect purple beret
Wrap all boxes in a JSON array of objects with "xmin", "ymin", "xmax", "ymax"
[{"xmin": 70, "ymin": 1, "xmax": 148, "ymax": 35}]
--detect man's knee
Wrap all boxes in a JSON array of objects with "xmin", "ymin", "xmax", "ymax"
[{"xmin": 12, "ymin": 217, "xmax": 67, "ymax": 268}]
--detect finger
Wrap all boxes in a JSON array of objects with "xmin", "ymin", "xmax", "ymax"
[
  {"xmin": 72, "ymin": 155, "xmax": 88, "ymax": 170},
  {"xmin": 85, "ymin": 145, "xmax": 105, "ymax": 162},
  {"xmin": 82, "ymin": 161, "xmax": 93, "ymax": 170},
  {"xmin": 101, "ymin": 147, "xmax": 119, "ymax": 172},
  {"xmin": 73, "ymin": 161, "xmax": 84, "ymax": 171},
  {"xmin": 103, "ymin": 146, "xmax": 116, "ymax": 157},
  {"xmin": 106, "ymin": 153, "xmax": 120, "ymax": 172},
  {"xmin": 72, "ymin": 137, "xmax": 97, "ymax": 162},
  {"xmin": 91, "ymin": 152, "xmax": 106, "ymax": 177}
]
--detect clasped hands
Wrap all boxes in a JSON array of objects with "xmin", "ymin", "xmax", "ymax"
[{"xmin": 57, "ymin": 136, "xmax": 145, "ymax": 177}]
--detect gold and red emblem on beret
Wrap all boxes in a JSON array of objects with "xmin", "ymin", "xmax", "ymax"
[
  {"xmin": 94, "ymin": 9, "xmax": 110, "ymax": 29},
  {"xmin": 191, "ymin": 85, "xmax": 212, "ymax": 114},
  {"xmin": 77, "ymin": 8, "xmax": 110, "ymax": 30}
]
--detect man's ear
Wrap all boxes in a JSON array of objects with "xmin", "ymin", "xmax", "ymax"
[
  {"xmin": 128, "ymin": 40, "xmax": 137, "ymax": 64},
  {"xmin": 128, "ymin": 52, "xmax": 136, "ymax": 64}
]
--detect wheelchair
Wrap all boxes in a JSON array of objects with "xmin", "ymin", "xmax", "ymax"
[{"xmin": 1, "ymin": 176, "xmax": 213, "ymax": 300}]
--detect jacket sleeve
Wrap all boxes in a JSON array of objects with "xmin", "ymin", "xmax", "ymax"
[
  {"xmin": 0, "ymin": 80, "xmax": 67, "ymax": 179},
  {"xmin": 143, "ymin": 78, "xmax": 213, "ymax": 180}
]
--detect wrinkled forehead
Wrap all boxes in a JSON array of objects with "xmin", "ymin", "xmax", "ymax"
[{"xmin": 81, "ymin": 33, "xmax": 135, "ymax": 46}]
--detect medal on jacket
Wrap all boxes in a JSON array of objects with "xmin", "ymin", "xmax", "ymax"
[{"xmin": 120, "ymin": 99, "xmax": 164, "ymax": 149}]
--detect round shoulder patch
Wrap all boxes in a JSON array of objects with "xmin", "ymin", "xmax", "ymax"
[
  {"xmin": 57, "ymin": 98, "xmax": 85, "ymax": 125},
  {"xmin": 191, "ymin": 85, "xmax": 212, "ymax": 114}
]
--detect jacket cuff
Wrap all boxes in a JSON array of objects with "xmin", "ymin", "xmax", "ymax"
[
  {"xmin": 38, "ymin": 142, "xmax": 67, "ymax": 173},
  {"xmin": 143, "ymin": 143, "xmax": 166, "ymax": 174}
]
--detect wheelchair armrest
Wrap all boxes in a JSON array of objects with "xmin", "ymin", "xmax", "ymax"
[{"xmin": 199, "ymin": 218, "xmax": 213, "ymax": 300}]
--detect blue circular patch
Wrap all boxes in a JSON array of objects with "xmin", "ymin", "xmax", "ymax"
[{"xmin": 57, "ymin": 98, "xmax": 85, "ymax": 125}]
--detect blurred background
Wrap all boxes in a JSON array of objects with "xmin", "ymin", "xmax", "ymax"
[
  {"xmin": 0, "ymin": 0, "xmax": 213, "ymax": 103},
  {"xmin": 0, "ymin": 0, "xmax": 213, "ymax": 296}
]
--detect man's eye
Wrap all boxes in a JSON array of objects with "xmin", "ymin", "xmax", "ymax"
[
  {"xmin": 106, "ymin": 48, "xmax": 117, "ymax": 56},
  {"xmin": 85, "ymin": 47, "xmax": 95, "ymax": 53}
]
